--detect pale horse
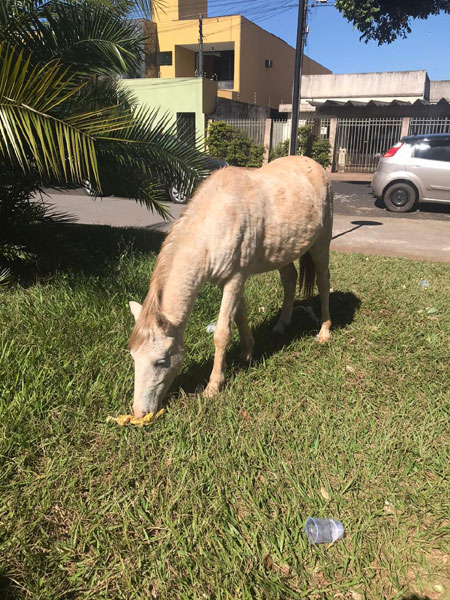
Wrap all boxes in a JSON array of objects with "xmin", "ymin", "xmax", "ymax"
[{"xmin": 128, "ymin": 155, "xmax": 333, "ymax": 418}]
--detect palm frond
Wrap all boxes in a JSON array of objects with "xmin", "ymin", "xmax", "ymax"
[
  {"xmin": 0, "ymin": 45, "xmax": 133, "ymax": 185},
  {"xmin": 0, "ymin": 267, "xmax": 11, "ymax": 286},
  {"xmin": 55, "ymin": 75, "xmax": 138, "ymax": 117},
  {"xmin": 101, "ymin": 104, "xmax": 211, "ymax": 184},
  {"xmin": 3, "ymin": 1, "xmax": 146, "ymax": 76},
  {"xmin": 0, "ymin": 1, "xmax": 207, "ymax": 217},
  {"xmin": 88, "ymin": 106, "xmax": 213, "ymax": 216}
]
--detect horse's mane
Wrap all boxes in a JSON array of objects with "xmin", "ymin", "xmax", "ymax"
[{"xmin": 129, "ymin": 208, "xmax": 190, "ymax": 349}]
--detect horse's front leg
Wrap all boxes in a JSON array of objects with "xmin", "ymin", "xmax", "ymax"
[{"xmin": 204, "ymin": 275, "xmax": 245, "ymax": 398}]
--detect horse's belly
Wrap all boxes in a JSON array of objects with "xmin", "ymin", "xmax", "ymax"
[{"xmin": 248, "ymin": 221, "xmax": 318, "ymax": 273}]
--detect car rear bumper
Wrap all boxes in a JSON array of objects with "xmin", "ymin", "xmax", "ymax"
[{"xmin": 371, "ymin": 171, "xmax": 385, "ymax": 198}]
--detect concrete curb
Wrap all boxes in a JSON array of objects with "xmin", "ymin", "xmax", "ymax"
[{"xmin": 331, "ymin": 214, "xmax": 450, "ymax": 262}]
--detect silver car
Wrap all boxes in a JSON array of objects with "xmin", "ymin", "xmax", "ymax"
[{"xmin": 372, "ymin": 133, "xmax": 450, "ymax": 212}]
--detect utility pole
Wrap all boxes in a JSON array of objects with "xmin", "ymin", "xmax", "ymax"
[
  {"xmin": 289, "ymin": 0, "xmax": 308, "ymax": 155},
  {"xmin": 198, "ymin": 14, "xmax": 204, "ymax": 78}
]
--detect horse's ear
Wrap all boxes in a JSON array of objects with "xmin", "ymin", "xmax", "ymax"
[
  {"xmin": 155, "ymin": 311, "xmax": 174, "ymax": 334},
  {"xmin": 129, "ymin": 301, "xmax": 142, "ymax": 322}
]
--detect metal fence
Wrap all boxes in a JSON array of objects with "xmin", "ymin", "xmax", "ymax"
[
  {"xmin": 271, "ymin": 118, "xmax": 330, "ymax": 151},
  {"xmin": 272, "ymin": 119, "xmax": 291, "ymax": 149},
  {"xmin": 334, "ymin": 117, "xmax": 403, "ymax": 172},
  {"xmin": 210, "ymin": 118, "xmax": 266, "ymax": 146},
  {"xmin": 409, "ymin": 117, "xmax": 450, "ymax": 135}
]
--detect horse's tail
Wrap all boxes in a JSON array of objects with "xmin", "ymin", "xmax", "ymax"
[{"xmin": 299, "ymin": 251, "xmax": 315, "ymax": 299}]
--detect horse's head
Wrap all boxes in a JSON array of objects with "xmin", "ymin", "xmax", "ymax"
[{"xmin": 129, "ymin": 301, "xmax": 184, "ymax": 418}]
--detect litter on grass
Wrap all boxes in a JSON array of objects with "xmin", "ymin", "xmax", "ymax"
[
  {"xmin": 206, "ymin": 322, "xmax": 216, "ymax": 333},
  {"xmin": 107, "ymin": 409, "xmax": 164, "ymax": 427},
  {"xmin": 305, "ymin": 517, "xmax": 344, "ymax": 544},
  {"xmin": 418, "ymin": 279, "xmax": 430, "ymax": 288},
  {"xmin": 427, "ymin": 307, "xmax": 438, "ymax": 314}
]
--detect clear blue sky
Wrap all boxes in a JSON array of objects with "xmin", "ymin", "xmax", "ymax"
[{"xmin": 207, "ymin": 1, "xmax": 450, "ymax": 81}]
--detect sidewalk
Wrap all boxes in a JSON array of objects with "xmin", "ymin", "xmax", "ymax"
[
  {"xmin": 330, "ymin": 172, "xmax": 373, "ymax": 183},
  {"xmin": 331, "ymin": 214, "xmax": 450, "ymax": 262}
]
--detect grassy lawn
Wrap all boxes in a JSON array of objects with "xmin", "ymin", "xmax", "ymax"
[{"xmin": 1, "ymin": 226, "xmax": 449, "ymax": 599}]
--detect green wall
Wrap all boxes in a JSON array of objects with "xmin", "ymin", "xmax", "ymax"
[{"xmin": 121, "ymin": 77, "xmax": 217, "ymax": 147}]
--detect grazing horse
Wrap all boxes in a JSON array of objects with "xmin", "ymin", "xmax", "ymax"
[{"xmin": 129, "ymin": 155, "xmax": 333, "ymax": 418}]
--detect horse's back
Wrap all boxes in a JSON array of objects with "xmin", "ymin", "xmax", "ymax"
[
  {"xmin": 256, "ymin": 155, "xmax": 331, "ymax": 228},
  {"xmin": 185, "ymin": 156, "xmax": 332, "ymax": 279}
]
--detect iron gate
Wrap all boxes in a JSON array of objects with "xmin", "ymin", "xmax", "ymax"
[
  {"xmin": 409, "ymin": 117, "xmax": 450, "ymax": 135},
  {"xmin": 334, "ymin": 118, "xmax": 403, "ymax": 172},
  {"xmin": 210, "ymin": 119, "xmax": 266, "ymax": 146},
  {"xmin": 271, "ymin": 118, "xmax": 330, "ymax": 151}
]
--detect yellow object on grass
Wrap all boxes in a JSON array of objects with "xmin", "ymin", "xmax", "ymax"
[{"xmin": 107, "ymin": 409, "xmax": 165, "ymax": 427}]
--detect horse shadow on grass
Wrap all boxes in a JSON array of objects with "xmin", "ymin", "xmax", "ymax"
[
  {"xmin": 0, "ymin": 573, "xmax": 20, "ymax": 600},
  {"xmin": 173, "ymin": 290, "xmax": 361, "ymax": 398}
]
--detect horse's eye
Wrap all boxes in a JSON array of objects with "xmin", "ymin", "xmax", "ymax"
[{"xmin": 154, "ymin": 358, "xmax": 168, "ymax": 367}]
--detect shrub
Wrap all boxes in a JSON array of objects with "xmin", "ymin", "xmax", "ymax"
[
  {"xmin": 269, "ymin": 125, "xmax": 332, "ymax": 168},
  {"xmin": 0, "ymin": 160, "xmax": 72, "ymax": 278},
  {"xmin": 0, "ymin": 161, "xmax": 41, "ymax": 270},
  {"xmin": 206, "ymin": 121, "xmax": 264, "ymax": 168}
]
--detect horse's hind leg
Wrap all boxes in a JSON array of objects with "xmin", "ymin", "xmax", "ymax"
[
  {"xmin": 204, "ymin": 275, "xmax": 246, "ymax": 398},
  {"xmin": 309, "ymin": 243, "xmax": 331, "ymax": 343},
  {"xmin": 273, "ymin": 262, "xmax": 297, "ymax": 335},
  {"xmin": 235, "ymin": 297, "xmax": 254, "ymax": 362}
]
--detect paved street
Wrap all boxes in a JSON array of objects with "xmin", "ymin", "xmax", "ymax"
[
  {"xmin": 332, "ymin": 180, "xmax": 450, "ymax": 222},
  {"xmin": 41, "ymin": 187, "xmax": 184, "ymax": 231},
  {"xmin": 40, "ymin": 180, "xmax": 450, "ymax": 262}
]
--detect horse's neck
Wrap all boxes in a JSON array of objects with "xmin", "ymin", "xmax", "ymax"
[{"xmin": 156, "ymin": 241, "xmax": 206, "ymax": 330}]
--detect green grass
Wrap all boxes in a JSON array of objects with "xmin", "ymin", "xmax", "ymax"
[{"xmin": 1, "ymin": 228, "xmax": 449, "ymax": 600}]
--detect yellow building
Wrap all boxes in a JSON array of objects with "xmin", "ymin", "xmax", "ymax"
[{"xmin": 153, "ymin": 0, "xmax": 330, "ymax": 109}]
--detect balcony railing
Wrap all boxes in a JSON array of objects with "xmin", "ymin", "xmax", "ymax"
[{"xmin": 218, "ymin": 80, "xmax": 234, "ymax": 90}]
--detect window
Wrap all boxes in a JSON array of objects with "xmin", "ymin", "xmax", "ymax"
[
  {"xmin": 176, "ymin": 113, "xmax": 196, "ymax": 147},
  {"xmin": 195, "ymin": 50, "xmax": 234, "ymax": 82},
  {"xmin": 414, "ymin": 139, "xmax": 450, "ymax": 162},
  {"xmin": 158, "ymin": 51, "xmax": 173, "ymax": 66}
]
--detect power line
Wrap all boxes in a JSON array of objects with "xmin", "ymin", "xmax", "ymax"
[{"xmin": 155, "ymin": 3, "xmax": 298, "ymax": 38}]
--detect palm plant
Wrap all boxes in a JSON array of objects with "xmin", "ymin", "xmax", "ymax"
[{"xmin": 0, "ymin": 0, "xmax": 208, "ymax": 218}]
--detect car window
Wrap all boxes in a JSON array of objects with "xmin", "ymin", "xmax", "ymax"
[{"xmin": 414, "ymin": 139, "xmax": 450, "ymax": 162}]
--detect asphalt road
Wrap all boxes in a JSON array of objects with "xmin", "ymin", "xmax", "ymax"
[
  {"xmin": 41, "ymin": 187, "xmax": 184, "ymax": 230},
  {"xmin": 43, "ymin": 181, "xmax": 450, "ymax": 227},
  {"xmin": 40, "ymin": 182, "xmax": 450, "ymax": 262},
  {"xmin": 333, "ymin": 180, "xmax": 450, "ymax": 222}
]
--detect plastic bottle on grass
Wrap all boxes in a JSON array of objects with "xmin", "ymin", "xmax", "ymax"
[{"xmin": 305, "ymin": 517, "xmax": 344, "ymax": 544}]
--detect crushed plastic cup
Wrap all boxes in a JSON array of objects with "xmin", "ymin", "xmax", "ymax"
[
  {"xmin": 418, "ymin": 279, "xmax": 430, "ymax": 288},
  {"xmin": 206, "ymin": 322, "xmax": 216, "ymax": 333},
  {"xmin": 305, "ymin": 517, "xmax": 344, "ymax": 544}
]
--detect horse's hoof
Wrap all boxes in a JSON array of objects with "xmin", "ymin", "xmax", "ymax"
[
  {"xmin": 240, "ymin": 350, "xmax": 253, "ymax": 362},
  {"xmin": 203, "ymin": 383, "xmax": 219, "ymax": 398},
  {"xmin": 272, "ymin": 322, "xmax": 286, "ymax": 335},
  {"xmin": 316, "ymin": 331, "xmax": 331, "ymax": 344}
]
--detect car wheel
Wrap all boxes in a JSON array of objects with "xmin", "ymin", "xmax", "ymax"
[
  {"xmin": 82, "ymin": 179, "xmax": 113, "ymax": 197},
  {"xmin": 82, "ymin": 179, "xmax": 95, "ymax": 196},
  {"xmin": 169, "ymin": 184, "xmax": 188, "ymax": 204},
  {"xmin": 383, "ymin": 182, "xmax": 418, "ymax": 212}
]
